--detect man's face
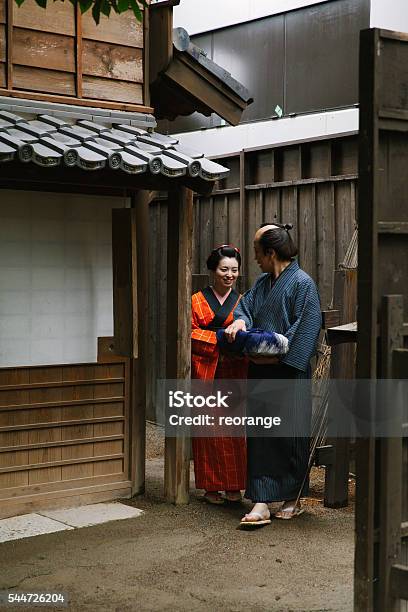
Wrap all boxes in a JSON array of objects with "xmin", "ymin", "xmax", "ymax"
[
  {"xmin": 253, "ymin": 240, "xmax": 273, "ymax": 272},
  {"xmin": 253, "ymin": 225, "xmax": 277, "ymax": 272}
]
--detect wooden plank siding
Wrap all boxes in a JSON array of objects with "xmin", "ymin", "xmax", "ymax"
[
  {"xmin": 13, "ymin": 0, "xmax": 75, "ymax": 35},
  {"xmin": 13, "ymin": 28, "xmax": 75, "ymax": 73},
  {"xmin": 0, "ymin": 358, "xmax": 131, "ymax": 518},
  {"xmin": 146, "ymin": 135, "xmax": 358, "ymax": 420},
  {"xmin": 0, "ymin": 21, "xmax": 5, "ymax": 88},
  {"xmin": 81, "ymin": 11, "xmax": 144, "ymax": 48},
  {"xmin": 0, "ymin": 0, "xmax": 145, "ymax": 109},
  {"xmin": 0, "ymin": 1, "xmax": 6, "ymax": 89}
]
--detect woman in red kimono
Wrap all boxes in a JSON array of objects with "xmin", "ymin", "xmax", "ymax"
[{"xmin": 191, "ymin": 245, "xmax": 247, "ymax": 504}]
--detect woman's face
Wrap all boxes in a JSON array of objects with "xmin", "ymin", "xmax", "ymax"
[{"xmin": 213, "ymin": 257, "xmax": 239, "ymax": 290}]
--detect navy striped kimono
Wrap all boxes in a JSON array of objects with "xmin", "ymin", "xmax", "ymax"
[{"xmin": 233, "ymin": 259, "xmax": 322, "ymax": 502}]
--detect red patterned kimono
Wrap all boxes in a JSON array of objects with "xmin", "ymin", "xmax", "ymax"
[{"xmin": 191, "ymin": 288, "xmax": 247, "ymax": 492}]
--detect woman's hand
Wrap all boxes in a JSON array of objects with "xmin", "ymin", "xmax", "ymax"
[{"xmin": 224, "ymin": 319, "xmax": 246, "ymax": 342}]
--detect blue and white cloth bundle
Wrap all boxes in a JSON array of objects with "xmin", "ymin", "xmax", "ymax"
[{"xmin": 216, "ymin": 328, "xmax": 289, "ymax": 357}]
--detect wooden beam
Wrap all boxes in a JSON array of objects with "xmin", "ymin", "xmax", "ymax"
[
  {"xmin": 0, "ymin": 87, "xmax": 154, "ymax": 113},
  {"xmin": 245, "ymin": 176, "xmax": 358, "ymax": 191},
  {"xmin": 355, "ymin": 28, "xmax": 380, "ymax": 612},
  {"xmin": 163, "ymin": 58, "xmax": 243, "ymax": 126},
  {"xmin": 176, "ymin": 52, "xmax": 247, "ymax": 110},
  {"xmin": 129, "ymin": 190, "xmax": 150, "ymax": 495},
  {"xmin": 148, "ymin": 1, "xmax": 173, "ymax": 82},
  {"xmin": 322, "ymin": 309, "xmax": 340, "ymax": 329},
  {"xmin": 164, "ymin": 187, "xmax": 193, "ymax": 504},
  {"xmin": 378, "ymin": 221, "xmax": 408, "ymax": 234},
  {"xmin": 326, "ymin": 322, "xmax": 357, "ymax": 346},
  {"xmin": 380, "ymin": 295, "xmax": 404, "ymax": 378},
  {"xmin": 324, "ymin": 269, "xmax": 357, "ymax": 509},
  {"xmin": 112, "ymin": 208, "xmax": 138, "ymax": 358},
  {"xmin": 315, "ymin": 445, "xmax": 334, "ymax": 466},
  {"xmin": 0, "ymin": 160, "xmax": 216, "ymax": 196},
  {"xmin": 75, "ymin": 5, "xmax": 83, "ymax": 98},
  {"xmin": 143, "ymin": 1, "xmax": 150, "ymax": 107},
  {"xmin": 6, "ymin": 0, "xmax": 12, "ymax": 90},
  {"xmin": 239, "ymin": 150, "xmax": 246, "ymax": 288}
]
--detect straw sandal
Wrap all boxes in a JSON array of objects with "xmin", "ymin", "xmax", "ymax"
[
  {"xmin": 239, "ymin": 511, "xmax": 271, "ymax": 529},
  {"xmin": 225, "ymin": 490, "xmax": 242, "ymax": 503},
  {"xmin": 274, "ymin": 503, "xmax": 305, "ymax": 520},
  {"xmin": 203, "ymin": 491, "xmax": 225, "ymax": 505}
]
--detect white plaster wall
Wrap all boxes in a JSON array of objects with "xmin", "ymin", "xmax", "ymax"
[
  {"xmin": 173, "ymin": 0, "xmax": 329, "ymax": 35},
  {"xmin": 370, "ymin": 0, "xmax": 408, "ymax": 33},
  {"xmin": 175, "ymin": 108, "xmax": 359, "ymax": 158},
  {"xmin": 0, "ymin": 190, "xmax": 129, "ymax": 368}
]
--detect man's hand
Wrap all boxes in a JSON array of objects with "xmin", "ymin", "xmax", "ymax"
[{"xmin": 224, "ymin": 319, "xmax": 246, "ymax": 342}]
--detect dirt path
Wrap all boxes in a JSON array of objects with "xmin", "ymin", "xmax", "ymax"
[{"xmin": 0, "ymin": 427, "xmax": 354, "ymax": 612}]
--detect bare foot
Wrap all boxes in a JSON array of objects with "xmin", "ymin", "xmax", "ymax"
[{"xmin": 240, "ymin": 502, "xmax": 271, "ymax": 523}]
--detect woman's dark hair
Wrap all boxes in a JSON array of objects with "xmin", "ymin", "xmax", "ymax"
[
  {"xmin": 258, "ymin": 223, "xmax": 298, "ymax": 261},
  {"xmin": 206, "ymin": 245, "xmax": 242, "ymax": 271}
]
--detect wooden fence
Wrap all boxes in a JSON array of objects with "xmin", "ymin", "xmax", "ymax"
[{"xmin": 147, "ymin": 134, "xmax": 358, "ymax": 420}]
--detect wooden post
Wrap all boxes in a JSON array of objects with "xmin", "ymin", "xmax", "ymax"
[
  {"xmin": 355, "ymin": 29, "xmax": 380, "ymax": 612},
  {"xmin": 129, "ymin": 191, "xmax": 150, "ymax": 495},
  {"xmin": 239, "ymin": 150, "xmax": 246, "ymax": 291},
  {"xmin": 112, "ymin": 209, "xmax": 138, "ymax": 358},
  {"xmin": 6, "ymin": 0, "xmax": 13, "ymax": 90},
  {"xmin": 164, "ymin": 187, "xmax": 193, "ymax": 504},
  {"xmin": 112, "ymin": 194, "xmax": 149, "ymax": 496},
  {"xmin": 324, "ymin": 268, "xmax": 357, "ymax": 507},
  {"xmin": 377, "ymin": 296, "xmax": 404, "ymax": 612},
  {"xmin": 75, "ymin": 5, "xmax": 83, "ymax": 99}
]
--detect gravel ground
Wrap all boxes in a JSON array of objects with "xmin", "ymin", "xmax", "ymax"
[{"xmin": 0, "ymin": 423, "xmax": 355, "ymax": 612}]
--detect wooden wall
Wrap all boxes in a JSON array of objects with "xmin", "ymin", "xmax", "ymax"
[
  {"xmin": 146, "ymin": 135, "xmax": 358, "ymax": 420},
  {"xmin": 0, "ymin": 0, "xmax": 145, "ymax": 109},
  {"xmin": 0, "ymin": 353, "xmax": 131, "ymax": 518}
]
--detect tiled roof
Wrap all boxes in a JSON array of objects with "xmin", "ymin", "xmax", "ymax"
[
  {"xmin": 0, "ymin": 108, "xmax": 229, "ymax": 182},
  {"xmin": 173, "ymin": 27, "xmax": 253, "ymax": 104}
]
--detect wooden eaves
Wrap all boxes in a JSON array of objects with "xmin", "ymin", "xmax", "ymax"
[{"xmin": 149, "ymin": 2, "xmax": 253, "ymax": 126}]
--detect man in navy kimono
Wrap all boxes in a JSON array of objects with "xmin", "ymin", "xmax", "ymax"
[{"xmin": 225, "ymin": 223, "xmax": 322, "ymax": 527}]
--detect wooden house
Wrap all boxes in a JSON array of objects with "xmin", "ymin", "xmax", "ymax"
[{"xmin": 0, "ymin": 0, "xmax": 252, "ymax": 516}]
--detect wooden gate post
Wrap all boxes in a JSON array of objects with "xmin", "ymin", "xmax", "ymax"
[
  {"xmin": 112, "ymin": 192, "xmax": 150, "ymax": 496},
  {"xmin": 356, "ymin": 27, "xmax": 408, "ymax": 612},
  {"xmin": 355, "ymin": 29, "xmax": 379, "ymax": 611},
  {"xmin": 324, "ymin": 268, "xmax": 357, "ymax": 507},
  {"xmin": 164, "ymin": 187, "xmax": 193, "ymax": 504},
  {"xmin": 378, "ymin": 295, "xmax": 403, "ymax": 612},
  {"xmin": 131, "ymin": 190, "xmax": 150, "ymax": 495}
]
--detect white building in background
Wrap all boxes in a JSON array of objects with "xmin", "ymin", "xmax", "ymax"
[{"xmin": 169, "ymin": 0, "xmax": 408, "ymax": 157}]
